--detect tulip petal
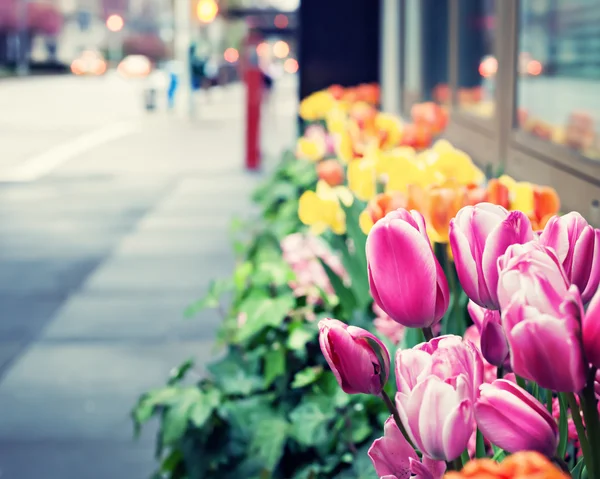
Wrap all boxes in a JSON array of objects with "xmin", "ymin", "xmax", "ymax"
[
  {"xmin": 450, "ymin": 223, "xmax": 484, "ymax": 307},
  {"xmin": 508, "ymin": 314, "xmax": 586, "ymax": 392},
  {"xmin": 442, "ymin": 399, "xmax": 473, "ymax": 461},
  {"xmin": 419, "ymin": 378, "xmax": 458, "ymax": 460},
  {"xmin": 368, "ymin": 416, "xmax": 417, "ymax": 478},
  {"xmin": 482, "ymin": 211, "xmax": 533, "ymax": 308},
  {"xmin": 583, "ymin": 287, "xmax": 600, "ymax": 368},
  {"xmin": 395, "ymin": 349, "xmax": 433, "ymax": 393},
  {"xmin": 366, "ymin": 218, "xmax": 437, "ymax": 327}
]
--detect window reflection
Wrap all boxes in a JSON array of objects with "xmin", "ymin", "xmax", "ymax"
[
  {"xmin": 456, "ymin": 0, "xmax": 496, "ymax": 117},
  {"xmin": 403, "ymin": 0, "xmax": 449, "ymax": 111},
  {"xmin": 517, "ymin": 0, "xmax": 600, "ymax": 160}
]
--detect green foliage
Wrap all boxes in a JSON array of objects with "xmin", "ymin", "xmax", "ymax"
[{"xmin": 132, "ymin": 154, "xmax": 387, "ymax": 479}]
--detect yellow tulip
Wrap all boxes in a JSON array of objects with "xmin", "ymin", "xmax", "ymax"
[
  {"xmin": 325, "ymin": 103, "xmax": 349, "ymax": 135},
  {"xmin": 298, "ymin": 180, "xmax": 353, "ymax": 235},
  {"xmin": 299, "ymin": 90, "xmax": 336, "ymax": 121},
  {"xmin": 347, "ymin": 158, "xmax": 377, "ymax": 201},
  {"xmin": 375, "ymin": 112, "xmax": 403, "ymax": 150},
  {"xmin": 359, "ymin": 210, "xmax": 375, "ymax": 235},
  {"xmin": 383, "ymin": 155, "xmax": 440, "ymax": 193},
  {"xmin": 428, "ymin": 145, "xmax": 485, "ymax": 186},
  {"xmin": 498, "ymin": 175, "xmax": 535, "ymax": 214},
  {"xmin": 296, "ymin": 136, "xmax": 326, "ymax": 162}
]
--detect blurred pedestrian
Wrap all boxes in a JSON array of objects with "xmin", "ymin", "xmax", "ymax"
[{"xmin": 166, "ymin": 60, "xmax": 181, "ymax": 111}]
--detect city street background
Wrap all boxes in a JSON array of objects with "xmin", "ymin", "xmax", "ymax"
[{"xmin": 0, "ymin": 73, "xmax": 297, "ymax": 478}]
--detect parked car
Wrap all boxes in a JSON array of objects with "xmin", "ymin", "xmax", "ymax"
[{"xmin": 71, "ymin": 50, "xmax": 106, "ymax": 76}]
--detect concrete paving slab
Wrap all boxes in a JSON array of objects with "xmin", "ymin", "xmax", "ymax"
[
  {"xmin": 113, "ymin": 230, "xmax": 233, "ymax": 257},
  {"xmin": 42, "ymin": 293, "xmax": 222, "ymax": 341},
  {"xmin": 0, "ymin": 340, "xmax": 214, "ymax": 441},
  {"xmin": 0, "ymin": 439, "xmax": 156, "ymax": 479},
  {"xmin": 82, "ymin": 254, "xmax": 234, "ymax": 293}
]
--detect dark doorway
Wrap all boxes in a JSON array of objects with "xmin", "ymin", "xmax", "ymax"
[{"xmin": 298, "ymin": 0, "xmax": 381, "ymax": 99}]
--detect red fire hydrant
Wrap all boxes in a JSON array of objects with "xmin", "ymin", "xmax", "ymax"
[{"xmin": 242, "ymin": 31, "xmax": 263, "ymax": 171}]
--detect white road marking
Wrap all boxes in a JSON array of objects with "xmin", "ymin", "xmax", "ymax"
[{"xmin": 0, "ymin": 121, "xmax": 141, "ymax": 182}]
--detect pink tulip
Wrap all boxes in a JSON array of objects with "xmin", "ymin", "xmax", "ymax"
[
  {"xmin": 367, "ymin": 209, "xmax": 449, "ymax": 328},
  {"xmin": 449, "ymin": 203, "xmax": 534, "ymax": 310},
  {"xmin": 497, "ymin": 243, "xmax": 587, "ymax": 386},
  {"xmin": 368, "ymin": 417, "xmax": 446, "ymax": 479},
  {"xmin": 497, "ymin": 242, "xmax": 570, "ymax": 314},
  {"xmin": 467, "ymin": 301, "xmax": 509, "ymax": 368},
  {"xmin": 498, "ymin": 244, "xmax": 587, "ymax": 392},
  {"xmin": 475, "ymin": 379, "xmax": 558, "ymax": 456},
  {"xmin": 395, "ymin": 335, "xmax": 484, "ymax": 400},
  {"xmin": 583, "ymin": 287, "xmax": 600, "ymax": 369},
  {"xmin": 463, "ymin": 325, "xmax": 498, "ymax": 384},
  {"xmin": 318, "ymin": 318, "xmax": 390, "ymax": 395},
  {"xmin": 539, "ymin": 212, "xmax": 600, "ymax": 303},
  {"xmin": 396, "ymin": 375, "xmax": 474, "ymax": 461}
]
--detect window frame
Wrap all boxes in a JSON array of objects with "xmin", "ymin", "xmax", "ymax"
[{"xmin": 417, "ymin": 0, "xmax": 600, "ymax": 215}]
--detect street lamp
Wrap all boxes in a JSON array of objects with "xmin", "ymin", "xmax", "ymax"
[
  {"xmin": 106, "ymin": 14, "xmax": 125, "ymax": 67},
  {"xmin": 196, "ymin": 0, "xmax": 218, "ymax": 23}
]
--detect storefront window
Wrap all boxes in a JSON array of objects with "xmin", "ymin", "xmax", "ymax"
[
  {"xmin": 403, "ymin": 0, "xmax": 423, "ymax": 112},
  {"xmin": 457, "ymin": 0, "xmax": 496, "ymax": 117},
  {"xmin": 517, "ymin": 0, "xmax": 600, "ymax": 160}
]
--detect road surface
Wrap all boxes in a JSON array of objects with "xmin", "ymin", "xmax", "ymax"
[{"xmin": 0, "ymin": 73, "xmax": 298, "ymax": 478}]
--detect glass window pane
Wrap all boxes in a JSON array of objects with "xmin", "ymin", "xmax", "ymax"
[
  {"xmin": 402, "ymin": 0, "xmax": 449, "ymax": 113},
  {"xmin": 517, "ymin": 0, "xmax": 600, "ymax": 160},
  {"xmin": 457, "ymin": 0, "xmax": 496, "ymax": 117}
]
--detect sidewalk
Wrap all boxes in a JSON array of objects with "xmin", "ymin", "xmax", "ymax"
[{"xmin": 0, "ymin": 79, "xmax": 297, "ymax": 478}]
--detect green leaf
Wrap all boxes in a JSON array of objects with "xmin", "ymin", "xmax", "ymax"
[
  {"xmin": 161, "ymin": 388, "xmax": 202, "ymax": 445},
  {"xmin": 235, "ymin": 295, "xmax": 295, "ymax": 343},
  {"xmin": 476, "ymin": 429, "xmax": 486, "ymax": 458},
  {"xmin": 491, "ymin": 444, "xmax": 507, "ymax": 462},
  {"xmin": 184, "ymin": 278, "xmax": 232, "ymax": 318},
  {"xmin": 571, "ymin": 457, "xmax": 585, "ymax": 479},
  {"xmin": 352, "ymin": 443, "xmax": 379, "ymax": 478},
  {"xmin": 289, "ymin": 400, "xmax": 331, "ymax": 447},
  {"xmin": 287, "ymin": 322, "xmax": 318, "ymax": 352},
  {"xmin": 317, "ymin": 371, "xmax": 351, "ymax": 409},
  {"xmin": 207, "ymin": 352, "xmax": 264, "ymax": 395},
  {"xmin": 167, "ymin": 358, "xmax": 194, "ymax": 385},
  {"xmin": 160, "ymin": 449, "xmax": 183, "ymax": 473},
  {"xmin": 233, "ymin": 261, "xmax": 253, "ymax": 290},
  {"xmin": 292, "ymin": 366, "xmax": 324, "ymax": 389},
  {"xmin": 249, "ymin": 416, "xmax": 289, "ymax": 472},
  {"xmin": 132, "ymin": 387, "xmax": 182, "ymax": 427},
  {"xmin": 253, "ymin": 259, "xmax": 295, "ymax": 287},
  {"xmin": 264, "ymin": 346, "xmax": 286, "ymax": 387},
  {"xmin": 557, "ymin": 392, "xmax": 569, "ymax": 459},
  {"xmin": 350, "ymin": 409, "xmax": 372, "ymax": 443},
  {"xmin": 189, "ymin": 388, "xmax": 222, "ymax": 428},
  {"xmin": 401, "ymin": 327, "xmax": 425, "ymax": 349},
  {"xmin": 319, "ymin": 258, "xmax": 357, "ymax": 314}
]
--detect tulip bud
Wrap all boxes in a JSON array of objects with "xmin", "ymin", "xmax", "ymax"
[
  {"xmin": 467, "ymin": 301, "xmax": 509, "ymax": 368},
  {"xmin": 396, "ymin": 375, "xmax": 474, "ymax": 461},
  {"xmin": 449, "ymin": 203, "xmax": 534, "ymax": 310},
  {"xmin": 539, "ymin": 212, "xmax": 600, "ymax": 303},
  {"xmin": 475, "ymin": 379, "xmax": 558, "ymax": 456},
  {"xmin": 366, "ymin": 209, "xmax": 450, "ymax": 328},
  {"xmin": 318, "ymin": 318, "xmax": 390, "ymax": 395},
  {"xmin": 583, "ymin": 287, "xmax": 600, "ymax": 369}
]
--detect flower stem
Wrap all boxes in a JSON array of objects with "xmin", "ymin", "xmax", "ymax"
[
  {"xmin": 580, "ymin": 368, "xmax": 600, "ymax": 479},
  {"xmin": 453, "ymin": 457, "xmax": 463, "ymax": 471},
  {"xmin": 422, "ymin": 326, "xmax": 434, "ymax": 342},
  {"xmin": 381, "ymin": 389, "xmax": 416, "ymax": 450},
  {"xmin": 565, "ymin": 392, "xmax": 594, "ymax": 479}
]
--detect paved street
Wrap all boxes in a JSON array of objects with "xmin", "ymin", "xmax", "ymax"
[{"xmin": 0, "ymin": 73, "xmax": 297, "ymax": 478}]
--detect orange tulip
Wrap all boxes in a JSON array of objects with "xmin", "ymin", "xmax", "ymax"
[
  {"xmin": 359, "ymin": 191, "xmax": 407, "ymax": 234},
  {"xmin": 400, "ymin": 123, "xmax": 434, "ymax": 150},
  {"xmin": 487, "ymin": 179, "xmax": 510, "ymax": 209},
  {"xmin": 444, "ymin": 451, "xmax": 569, "ymax": 479},
  {"xmin": 356, "ymin": 83, "xmax": 380, "ymax": 105},
  {"xmin": 463, "ymin": 184, "xmax": 488, "ymax": 206},
  {"xmin": 533, "ymin": 186, "xmax": 560, "ymax": 229},
  {"xmin": 316, "ymin": 159, "xmax": 345, "ymax": 186},
  {"xmin": 427, "ymin": 185, "xmax": 464, "ymax": 241},
  {"xmin": 328, "ymin": 84, "xmax": 345, "ymax": 100}
]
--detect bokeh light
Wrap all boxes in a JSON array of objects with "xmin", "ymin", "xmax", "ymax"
[
  {"xmin": 283, "ymin": 58, "xmax": 298, "ymax": 73},
  {"xmin": 256, "ymin": 42, "xmax": 270, "ymax": 57},
  {"xmin": 274, "ymin": 14, "xmax": 288, "ymax": 29},
  {"xmin": 273, "ymin": 40, "xmax": 290, "ymax": 59},
  {"xmin": 224, "ymin": 47, "xmax": 239, "ymax": 63},
  {"xmin": 196, "ymin": 0, "xmax": 218, "ymax": 23},
  {"xmin": 106, "ymin": 14, "xmax": 124, "ymax": 32}
]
